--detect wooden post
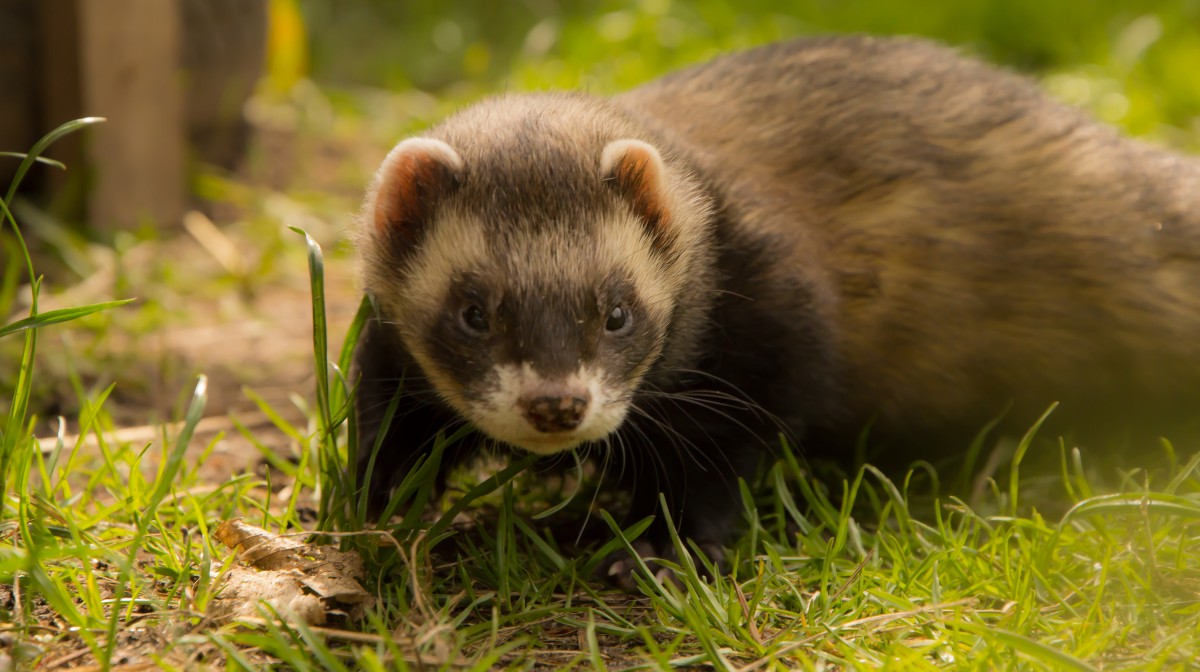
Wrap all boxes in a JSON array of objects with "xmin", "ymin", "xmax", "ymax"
[
  {"xmin": 53, "ymin": 0, "xmax": 187, "ymax": 232},
  {"xmin": 17, "ymin": 0, "xmax": 262, "ymax": 231},
  {"xmin": 0, "ymin": 1, "xmax": 37, "ymax": 185}
]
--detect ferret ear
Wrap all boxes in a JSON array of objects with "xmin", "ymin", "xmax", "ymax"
[
  {"xmin": 600, "ymin": 139, "xmax": 674, "ymax": 251},
  {"xmin": 371, "ymin": 137, "xmax": 463, "ymax": 241}
]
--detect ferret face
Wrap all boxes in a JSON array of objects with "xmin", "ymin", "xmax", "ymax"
[
  {"xmin": 359, "ymin": 104, "xmax": 711, "ymax": 455},
  {"xmin": 403, "ymin": 219, "xmax": 668, "ymax": 454}
]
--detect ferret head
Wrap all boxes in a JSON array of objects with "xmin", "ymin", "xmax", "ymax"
[{"xmin": 358, "ymin": 95, "xmax": 714, "ymax": 455}]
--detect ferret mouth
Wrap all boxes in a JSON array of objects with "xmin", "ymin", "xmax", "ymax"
[
  {"xmin": 476, "ymin": 421, "xmax": 618, "ymax": 455},
  {"xmin": 481, "ymin": 420, "xmax": 621, "ymax": 453},
  {"xmin": 505, "ymin": 434, "xmax": 589, "ymax": 455}
]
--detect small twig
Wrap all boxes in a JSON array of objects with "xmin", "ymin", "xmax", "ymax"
[
  {"xmin": 827, "ymin": 548, "xmax": 874, "ymax": 604},
  {"xmin": 38, "ymin": 645, "xmax": 95, "ymax": 669},
  {"xmin": 36, "ymin": 410, "xmax": 281, "ymax": 454},
  {"xmin": 733, "ymin": 582, "xmax": 763, "ymax": 645}
]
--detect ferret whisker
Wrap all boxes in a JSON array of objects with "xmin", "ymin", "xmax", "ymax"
[
  {"xmin": 639, "ymin": 387, "xmax": 775, "ymax": 452},
  {"xmin": 629, "ymin": 400, "xmax": 722, "ymax": 475},
  {"xmin": 661, "ymin": 367, "xmax": 794, "ymax": 437},
  {"xmin": 620, "ymin": 407, "xmax": 676, "ymax": 494}
]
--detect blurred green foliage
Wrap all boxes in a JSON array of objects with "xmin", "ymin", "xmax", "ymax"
[{"xmin": 298, "ymin": 1, "xmax": 1200, "ymax": 144}]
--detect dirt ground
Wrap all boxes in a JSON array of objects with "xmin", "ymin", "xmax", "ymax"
[{"xmin": 21, "ymin": 119, "xmax": 381, "ymax": 485}]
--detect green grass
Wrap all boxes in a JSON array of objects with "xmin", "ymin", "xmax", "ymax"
[
  {"xmin": 4, "ymin": 4, "xmax": 1200, "ymax": 669},
  {"xmin": 5, "ymin": 195, "xmax": 1200, "ymax": 668}
]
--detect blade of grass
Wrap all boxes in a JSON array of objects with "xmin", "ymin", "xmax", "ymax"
[
  {"xmin": 0, "ymin": 152, "xmax": 66, "ymax": 169},
  {"xmin": 1008, "ymin": 403, "xmax": 1057, "ymax": 516},
  {"xmin": 3, "ymin": 117, "xmax": 105, "ymax": 207},
  {"xmin": 426, "ymin": 455, "xmax": 538, "ymax": 542},
  {"xmin": 102, "ymin": 375, "xmax": 208, "ymax": 668},
  {"xmin": 0, "ymin": 299, "xmax": 136, "ymax": 339},
  {"xmin": 956, "ymin": 621, "xmax": 1098, "ymax": 672}
]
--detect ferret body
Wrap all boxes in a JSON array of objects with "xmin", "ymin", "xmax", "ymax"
[{"xmin": 354, "ymin": 36, "xmax": 1200, "ymax": 583}]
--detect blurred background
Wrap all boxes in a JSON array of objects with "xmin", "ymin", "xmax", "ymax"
[
  {"xmin": 5, "ymin": 0, "xmax": 1200, "ymax": 231},
  {"xmin": 298, "ymin": 0, "xmax": 1200, "ymax": 139},
  {"xmin": 2, "ymin": 0, "xmax": 1200, "ymax": 431}
]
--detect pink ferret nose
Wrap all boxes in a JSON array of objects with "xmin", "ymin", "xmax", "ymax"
[{"xmin": 520, "ymin": 392, "xmax": 591, "ymax": 432}]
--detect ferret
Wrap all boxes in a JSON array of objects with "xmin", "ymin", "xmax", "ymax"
[{"xmin": 352, "ymin": 35, "xmax": 1200, "ymax": 587}]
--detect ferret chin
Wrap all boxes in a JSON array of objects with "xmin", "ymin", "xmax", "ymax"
[{"xmin": 352, "ymin": 35, "xmax": 1200, "ymax": 589}]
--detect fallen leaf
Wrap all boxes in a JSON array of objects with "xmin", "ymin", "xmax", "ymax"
[{"xmin": 210, "ymin": 519, "xmax": 373, "ymax": 625}]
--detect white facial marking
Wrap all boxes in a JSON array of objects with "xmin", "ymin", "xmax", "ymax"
[
  {"xmin": 469, "ymin": 363, "xmax": 630, "ymax": 455},
  {"xmin": 374, "ymin": 211, "xmax": 676, "ymax": 453}
]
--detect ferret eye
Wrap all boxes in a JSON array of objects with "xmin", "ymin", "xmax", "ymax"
[
  {"xmin": 605, "ymin": 305, "xmax": 630, "ymax": 333},
  {"xmin": 460, "ymin": 304, "xmax": 489, "ymax": 334}
]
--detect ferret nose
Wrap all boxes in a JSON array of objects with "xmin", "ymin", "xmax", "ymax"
[{"xmin": 520, "ymin": 393, "xmax": 590, "ymax": 433}]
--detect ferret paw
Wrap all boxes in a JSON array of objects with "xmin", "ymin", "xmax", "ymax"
[{"xmin": 600, "ymin": 539, "xmax": 726, "ymax": 592}]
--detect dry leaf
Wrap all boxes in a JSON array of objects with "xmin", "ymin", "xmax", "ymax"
[{"xmin": 210, "ymin": 519, "xmax": 374, "ymax": 626}]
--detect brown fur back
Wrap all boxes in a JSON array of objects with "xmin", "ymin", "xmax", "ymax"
[{"xmin": 618, "ymin": 36, "xmax": 1200, "ymax": 439}]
